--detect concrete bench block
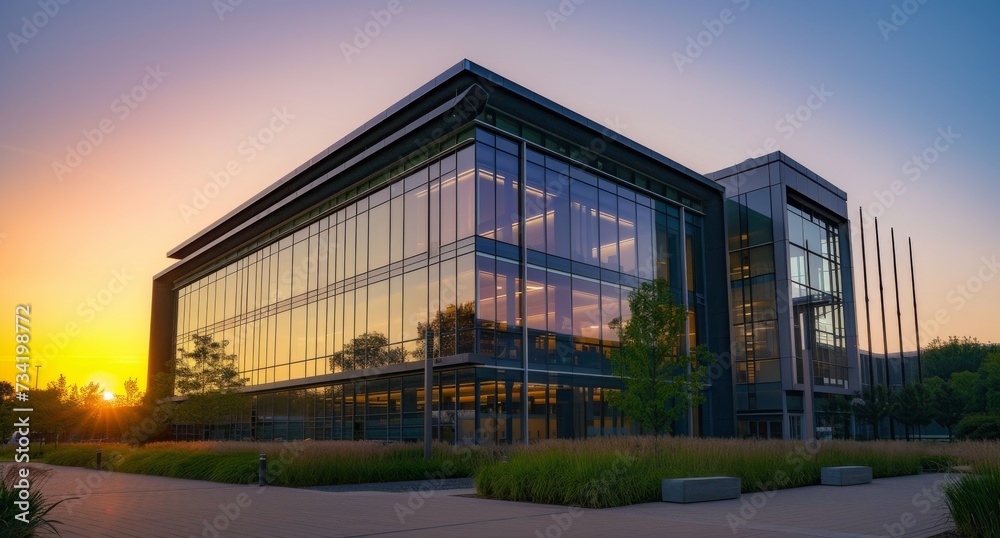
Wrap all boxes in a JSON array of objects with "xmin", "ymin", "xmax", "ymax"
[
  {"xmin": 821, "ymin": 466, "xmax": 873, "ymax": 486},
  {"xmin": 661, "ymin": 477, "xmax": 741, "ymax": 503}
]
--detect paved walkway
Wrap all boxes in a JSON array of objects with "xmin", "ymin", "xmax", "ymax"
[{"xmin": 11, "ymin": 464, "xmax": 956, "ymax": 537}]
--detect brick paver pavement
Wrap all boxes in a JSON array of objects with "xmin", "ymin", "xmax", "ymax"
[{"xmin": 10, "ymin": 464, "xmax": 956, "ymax": 537}]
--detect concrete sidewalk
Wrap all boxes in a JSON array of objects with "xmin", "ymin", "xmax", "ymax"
[{"xmin": 14, "ymin": 464, "xmax": 956, "ymax": 537}]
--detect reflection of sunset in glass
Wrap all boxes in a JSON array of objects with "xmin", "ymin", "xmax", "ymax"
[{"xmin": 1, "ymin": 2, "xmax": 997, "ymax": 392}]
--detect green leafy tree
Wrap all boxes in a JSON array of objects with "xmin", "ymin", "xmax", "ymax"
[
  {"xmin": 922, "ymin": 336, "xmax": 997, "ymax": 380},
  {"xmin": 852, "ymin": 384, "xmax": 895, "ymax": 440},
  {"xmin": 982, "ymin": 350, "xmax": 1000, "ymax": 415},
  {"xmin": 893, "ymin": 383, "xmax": 934, "ymax": 440},
  {"xmin": 329, "ymin": 332, "xmax": 407, "ymax": 371},
  {"xmin": 607, "ymin": 279, "xmax": 713, "ymax": 437},
  {"xmin": 948, "ymin": 371, "xmax": 987, "ymax": 415},
  {"xmin": 925, "ymin": 376, "xmax": 965, "ymax": 441}
]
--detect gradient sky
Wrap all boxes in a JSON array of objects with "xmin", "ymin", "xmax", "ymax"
[{"xmin": 2, "ymin": 0, "xmax": 998, "ymax": 393}]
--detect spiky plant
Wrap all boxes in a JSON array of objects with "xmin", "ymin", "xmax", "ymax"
[{"xmin": 0, "ymin": 465, "xmax": 68, "ymax": 537}]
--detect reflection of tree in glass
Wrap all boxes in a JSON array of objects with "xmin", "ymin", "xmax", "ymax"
[
  {"xmin": 175, "ymin": 334, "xmax": 247, "ymax": 395},
  {"xmin": 414, "ymin": 302, "xmax": 475, "ymax": 359},
  {"xmin": 329, "ymin": 332, "xmax": 407, "ymax": 371}
]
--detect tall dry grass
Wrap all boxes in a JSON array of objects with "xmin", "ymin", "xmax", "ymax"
[
  {"xmin": 474, "ymin": 437, "xmax": 996, "ymax": 508},
  {"xmin": 40, "ymin": 440, "xmax": 498, "ymax": 487}
]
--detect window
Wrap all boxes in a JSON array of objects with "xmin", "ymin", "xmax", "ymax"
[
  {"xmin": 618, "ymin": 198, "xmax": 637, "ymax": 276},
  {"xmin": 572, "ymin": 276, "xmax": 600, "ymax": 341},
  {"xmin": 368, "ymin": 202, "xmax": 390, "ymax": 270},
  {"xmin": 495, "ymin": 149, "xmax": 520, "ymax": 246},
  {"xmin": 476, "ymin": 143, "xmax": 496, "ymax": 239},
  {"xmin": 525, "ymin": 162, "xmax": 546, "ymax": 251},
  {"xmin": 441, "ymin": 167, "xmax": 457, "ymax": 246},
  {"xmin": 404, "ymin": 184, "xmax": 429, "ymax": 258},
  {"xmin": 547, "ymin": 270, "xmax": 572, "ymax": 335},
  {"xmin": 571, "ymin": 180, "xmax": 599, "ymax": 266},
  {"xmin": 546, "ymin": 167, "xmax": 571, "ymax": 259},
  {"xmin": 402, "ymin": 268, "xmax": 427, "ymax": 342},
  {"xmin": 599, "ymin": 189, "xmax": 618, "ymax": 271},
  {"xmin": 525, "ymin": 266, "xmax": 546, "ymax": 331},
  {"xmin": 456, "ymin": 146, "xmax": 476, "ymax": 240}
]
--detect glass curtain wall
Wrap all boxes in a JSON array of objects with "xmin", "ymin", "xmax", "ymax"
[
  {"xmin": 787, "ymin": 202, "xmax": 848, "ymax": 388},
  {"xmin": 174, "ymin": 145, "xmax": 479, "ymax": 386},
  {"xmin": 174, "ymin": 127, "xmax": 707, "ymax": 442},
  {"xmin": 726, "ymin": 187, "xmax": 781, "ymax": 416}
]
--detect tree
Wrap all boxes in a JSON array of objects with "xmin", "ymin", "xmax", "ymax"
[
  {"xmin": 114, "ymin": 377, "xmax": 144, "ymax": 407},
  {"xmin": 922, "ymin": 336, "xmax": 997, "ymax": 380},
  {"xmin": 329, "ymin": 332, "xmax": 407, "ymax": 371},
  {"xmin": 893, "ymin": 383, "xmax": 934, "ymax": 440},
  {"xmin": 173, "ymin": 335, "xmax": 248, "ymax": 439},
  {"xmin": 45, "ymin": 375, "xmax": 68, "ymax": 401},
  {"xmin": 925, "ymin": 376, "xmax": 964, "ymax": 441},
  {"xmin": 948, "ymin": 371, "xmax": 986, "ymax": 415},
  {"xmin": 607, "ymin": 279, "xmax": 713, "ymax": 437},
  {"xmin": 175, "ymin": 334, "xmax": 246, "ymax": 396},
  {"xmin": 852, "ymin": 384, "xmax": 894, "ymax": 440},
  {"xmin": 982, "ymin": 350, "xmax": 1000, "ymax": 415}
]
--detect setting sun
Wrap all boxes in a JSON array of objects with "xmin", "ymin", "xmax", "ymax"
[{"xmin": 103, "ymin": 391, "xmax": 115, "ymax": 402}]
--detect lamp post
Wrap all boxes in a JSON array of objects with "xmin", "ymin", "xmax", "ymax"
[{"xmin": 424, "ymin": 330, "xmax": 434, "ymax": 462}]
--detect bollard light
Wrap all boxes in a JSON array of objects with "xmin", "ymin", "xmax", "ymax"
[
  {"xmin": 96, "ymin": 449, "xmax": 102, "ymax": 470},
  {"xmin": 259, "ymin": 454, "xmax": 267, "ymax": 487}
]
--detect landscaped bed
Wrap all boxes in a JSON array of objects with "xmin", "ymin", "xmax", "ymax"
[
  {"xmin": 0, "ymin": 440, "xmax": 494, "ymax": 487},
  {"xmin": 3, "ymin": 437, "xmax": 996, "ymax": 518},
  {"xmin": 474, "ymin": 437, "xmax": 999, "ymax": 508}
]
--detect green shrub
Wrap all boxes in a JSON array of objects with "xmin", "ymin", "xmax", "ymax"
[
  {"xmin": 0, "ymin": 466, "xmax": 67, "ymax": 537},
  {"xmin": 944, "ymin": 469, "xmax": 1000, "ymax": 537},
  {"xmin": 956, "ymin": 415, "xmax": 1000, "ymax": 440}
]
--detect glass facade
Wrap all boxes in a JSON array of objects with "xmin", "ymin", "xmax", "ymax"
[
  {"xmin": 787, "ymin": 202, "xmax": 849, "ymax": 388},
  {"xmin": 719, "ymin": 159, "xmax": 857, "ymax": 441},
  {"xmin": 727, "ymin": 187, "xmax": 782, "ymax": 417},
  {"xmin": 171, "ymin": 127, "xmax": 707, "ymax": 442}
]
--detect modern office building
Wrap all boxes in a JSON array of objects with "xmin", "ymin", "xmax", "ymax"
[
  {"xmin": 707, "ymin": 153, "xmax": 860, "ymax": 440},
  {"xmin": 148, "ymin": 60, "xmax": 736, "ymax": 442}
]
